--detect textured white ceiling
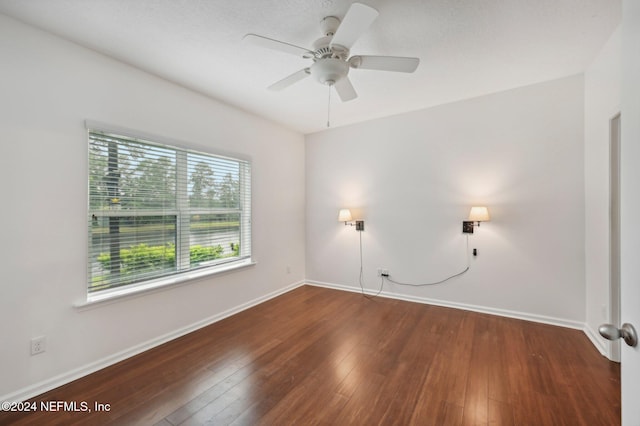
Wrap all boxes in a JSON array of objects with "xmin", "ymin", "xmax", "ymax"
[{"xmin": 0, "ymin": 0, "xmax": 620, "ymax": 134}]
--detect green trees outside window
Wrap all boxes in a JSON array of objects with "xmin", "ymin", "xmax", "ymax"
[{"xmin": 88, "ymin": 129, "xmax": 251, "ymax": 293}]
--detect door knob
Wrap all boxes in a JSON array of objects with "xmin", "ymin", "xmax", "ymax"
[{"xmin": 598, "ymin": 323, "xmax": 638, "ymax": 347}]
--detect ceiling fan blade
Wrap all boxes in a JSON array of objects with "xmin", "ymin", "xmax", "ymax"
[
  {"xmin": 330, "ymin": 3, "xmax": 379, "ymax": 50},
  {"xmin": 268, "ymin": 68, "xmax": 310, "ymax": 91},
  {"xmin": 243, "ymin": 34, "xmax": 313, "ymax": 57},
  {"xmin": 334, "ymin": 77, "xmax": 358, "ymax": 102},
  {"xmin": 350, "ymin": 56, "xmax": 420, "ymax": 73}
]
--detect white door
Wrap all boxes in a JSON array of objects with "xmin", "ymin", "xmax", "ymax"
[
  {"xmin": 620, "ymin": 2, "xmax": 640, "ymax": 423},
  {"xmin": 611, "ymin": 113, "xmax": 622, "ymax": 363}
]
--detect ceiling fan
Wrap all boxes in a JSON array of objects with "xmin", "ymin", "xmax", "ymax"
[{"xmin": 244, "ymin": 2, "xmax": 420, "ymax": 103}]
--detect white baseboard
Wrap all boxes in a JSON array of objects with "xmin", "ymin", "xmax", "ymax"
[
  {"xmin": 1, "ymin": 280, "xmax": 305, "ymax": 404},
  {"xmin": 583, "ymin": 324, "xmax": 609, "ymax": 357},
  {"xmin": 306, "ymin": 280, "xmax": 586, "ymax": 330}
]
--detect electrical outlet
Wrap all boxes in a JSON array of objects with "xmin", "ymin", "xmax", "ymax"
[
  {"xmin": 377, "ymin": 268, "xmax": 389, "ymax": 277},
  {"xmin": 31, "ymin": 336, "xmax": 46, "ymax": 356}
]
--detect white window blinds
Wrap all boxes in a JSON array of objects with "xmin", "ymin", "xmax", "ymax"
[{"xmin": 88, "ymin": 129, "xmax": 251, "ymax": 293}]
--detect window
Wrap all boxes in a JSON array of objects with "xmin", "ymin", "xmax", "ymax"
[{"xmin": 88, "ymin": 128, "xmax": 251, "ymax": 298}]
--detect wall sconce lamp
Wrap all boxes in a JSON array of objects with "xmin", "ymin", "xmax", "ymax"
[
  {"xmin": 338, "ymin": 208, "xmax": 364, "ymax": 231},
  {"xmin": 463, "ymin": 206, "xmax": 490, "ymax": 234}
]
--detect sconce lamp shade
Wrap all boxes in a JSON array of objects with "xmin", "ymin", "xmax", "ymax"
[
  {"xmin": 338, "ymin": 209, "xmax": 353, "ymax": 222},
  {"xmin": 468, "ymin": 206, "xmax": 490, "ymax": 222}
]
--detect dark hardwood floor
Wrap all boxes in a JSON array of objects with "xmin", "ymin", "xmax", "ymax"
[{"xmin": 0, "ymin": 286, "xmax": 620, "ymax": 425}]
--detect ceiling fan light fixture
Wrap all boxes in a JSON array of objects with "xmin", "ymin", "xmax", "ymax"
[{"xmin": 310, "ymin": 58, "xmax": 349, "ymax": 85}]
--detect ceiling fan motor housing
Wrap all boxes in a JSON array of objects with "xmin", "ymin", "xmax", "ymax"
[
  {"xmin": 310, "ymin": 58, "xmax": 349, "ymax": 86},
  {"xmin": 311, "ymin": 36, "xmax": 334, "ymax": 58}
]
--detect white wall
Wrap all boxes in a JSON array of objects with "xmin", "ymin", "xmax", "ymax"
[
  {"xmin": 584, "ymin": 27, "xmax": 621, "ymax": 356},
  {"xmin": 306, "ymin": 75, "xmax": 586, "ymax": 325},
  {"xmin": 0, "ymin": 14, "xmax": 305, "ymax": 401}
]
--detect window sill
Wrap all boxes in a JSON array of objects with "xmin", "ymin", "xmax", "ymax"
[{"xmin": 75, "ymin": 259, "xmax": 256, "ymax": 311}]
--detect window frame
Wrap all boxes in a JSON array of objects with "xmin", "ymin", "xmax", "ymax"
[{"xmin": 85, "ymin": 121, "xmax": 253, "ymax": 304}]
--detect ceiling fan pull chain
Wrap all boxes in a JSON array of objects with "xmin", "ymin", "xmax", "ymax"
[{"xmin": 327, "ymin": 84, "xmax": 332, "ymax": 128}]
